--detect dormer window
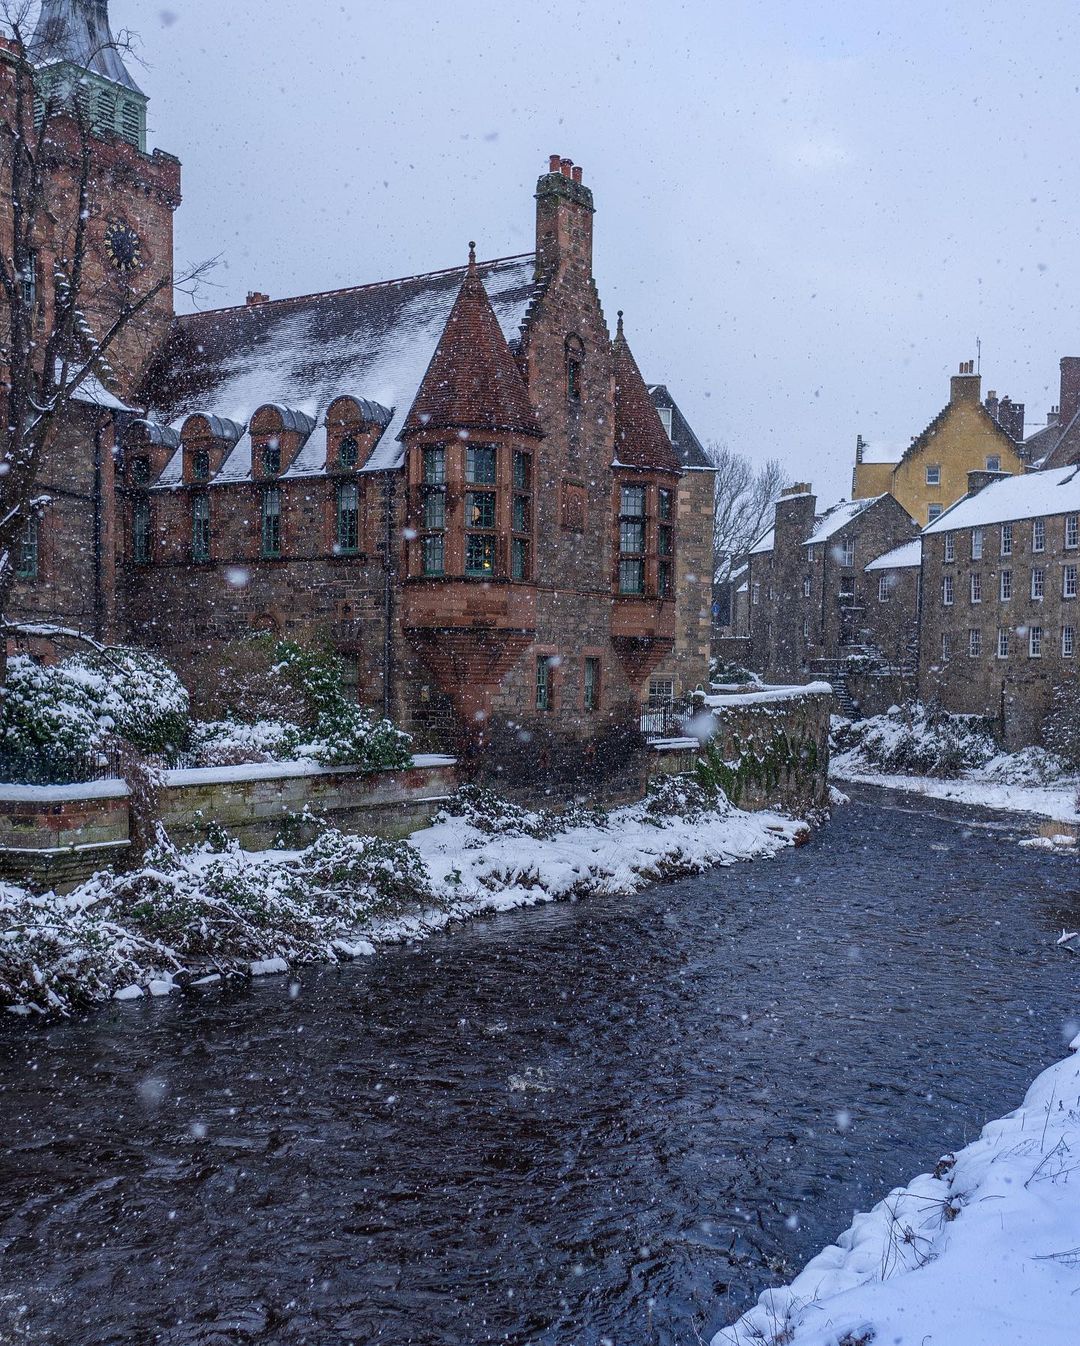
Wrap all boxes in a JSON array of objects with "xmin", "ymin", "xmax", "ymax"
[
  {"xmin": 131, "ymin": 455, "xmax": 151, "ymax": 486},
  {"xmin": 657, "ymin": 406, "xmax": 673, "ymax": 439},
  {"xmin": 339, "ymin": 435, "xmax": 359, "ymax": 469},
  {"xmin": 192, "ymin": 450, "xmax": 210, "ymax": 482},
  {"xmin": 261, "ymin": 442, "xmax": 281, "ymax": 477},
  {"xmin": 566, "ymin": 336, "xmax": 585, "ymax": 403}
]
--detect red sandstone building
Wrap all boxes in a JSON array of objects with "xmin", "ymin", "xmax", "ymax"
[{"xmin": 2, "ymin": 3, "xmax": 715, "ymax": 782}]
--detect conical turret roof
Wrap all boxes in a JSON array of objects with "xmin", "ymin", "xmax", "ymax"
[
  {"xmin": 402, "ymin": 247, "xmax": 542, "ymax": 439},
  {"xmin": 613, "ymin": 315, "xmax": 681, "ymax": 473},
  {"xmin": 31, "ymin": 0, "xmax": 144, "ymax": 94}
]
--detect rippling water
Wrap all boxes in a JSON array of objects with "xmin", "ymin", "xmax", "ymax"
[{"xmin": 1, "ymin": 786, "xmax": 1078, "ymax": 1346}]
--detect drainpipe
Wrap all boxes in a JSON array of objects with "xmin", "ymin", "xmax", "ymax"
[
  {"xmin": 382, "ymin": 471, "xmax": 396, "ymax": 720},
  {"xmin": 92, "ymin": 420, "xmax": 104, "ymax": 640}
]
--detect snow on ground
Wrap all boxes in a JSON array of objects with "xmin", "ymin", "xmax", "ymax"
[
  {"xmin": 831, "ymin": 759, "xmax": 1080, "ymax": 824},
  {"xmin": 716, "ymin": 1030, "xmax": 1080, "ymax": 1346}
]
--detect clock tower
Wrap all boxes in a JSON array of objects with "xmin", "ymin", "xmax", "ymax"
[{"xmin": 30, "ymin": 0, "xmax": 182, "ymax": 398}]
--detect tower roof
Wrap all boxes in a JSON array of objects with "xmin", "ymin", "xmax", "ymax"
[
  {"xmin": 31, "ymin": 0, "xmax": 144, "ymax": 95},
  {"xmin": 613, "ymin": 316, "xmax": 681, "ymax": 473},
  {"xmin": 401, "ymin": 247, "xmax": 542, "ymax": 439}
]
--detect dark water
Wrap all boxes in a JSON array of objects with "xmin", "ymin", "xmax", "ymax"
[{"xmin": 1, "ymin": 787, "xmax": 1078, "ymax": 1346}]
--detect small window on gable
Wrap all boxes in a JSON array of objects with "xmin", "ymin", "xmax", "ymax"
[
  {"xmin": 566, "ymin": 336, "xmax": 585, "ymax": 404},
  {"xmin": 926, "ymin": 465, "xmax": 941, "ymax": 487},
  {"xmin": 928, "ymin": 504, "xmax": 944, "ymax": 523},
  {"xmin": 986, "ymin": 455, "xmax": 1001, "ymax": 473},
  {"xmin": 657, "ymin": 406, "xmax": 673, "ymax": 439}
]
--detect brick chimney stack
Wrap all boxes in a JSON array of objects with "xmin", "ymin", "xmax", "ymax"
[
  {"xmin": 246, "ymin": 292, "xmax": 270, "ymax": 306},
  {"xmin": 951, "ymin": 360, "xmax": 981, "ymax": 404},
  {"xmin": 535, "ymin": 155, "xmax": 595, "ymax": 281},
  {"xmin": 1059, "ymin": 357, "xmax": 1080, "ymax": 429}
]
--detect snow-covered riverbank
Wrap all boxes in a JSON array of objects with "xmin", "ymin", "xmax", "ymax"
[
  {"xmin": 831, "ymin": 758, "xmax": 1080, "ymax": 824},
  {"xmin": 717, "ymin": 1029, "xmax": 1080, "ymax": 1346},
  {"xmin": 1, "ymin": 784, "xmax": 807, "ymax": 1019}
]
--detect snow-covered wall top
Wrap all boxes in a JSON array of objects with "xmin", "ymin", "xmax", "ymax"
[
  {"xmin": 143, "ymin": 256, "xmax": 539, "ymax": 475},
  {"xmin": 704, "ymin": 681, "xmax": 833, "ymax": 708}
]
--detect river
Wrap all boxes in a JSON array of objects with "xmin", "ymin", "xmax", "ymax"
[{"xmin": 0, "ymin": 786, "xmax": 1077, "ymax": 1346}]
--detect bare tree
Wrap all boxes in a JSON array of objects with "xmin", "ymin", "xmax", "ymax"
[
  {"xmin": 707, "ymin": 442, "xmax": 786, "ymax": 582},
  {"xmin": 0, "ymin": 3, "xmax": 212, "ymax": 648}
]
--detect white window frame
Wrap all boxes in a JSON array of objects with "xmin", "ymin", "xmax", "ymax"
[
  {"xmin": 1064, "ymin": 564, "xmax": 1078, "ymax": 600},
  {"xmin": 1000, "ymin": 570, "xmax": 1012, "ymax": 601},
  {"xmin": 1064, "ymin": 626, "xmax": 1076, "ymax": 658},
  {"xmin": 802, "ymin": 576, "xmax": 812, "ymax": 598},
  {"xmin": 878, "ymin": 574, "xmax": 891, "ymax": 603},
  {"xmin": 840, "ymin": 538, "xmax": 856, "ymax": 568},
  {"xmin": 1067, "ymin": 515, "xmax": 1079, "ymax": 550},
  {"xmin": 944, "ymin": 533, "xmax": 956, "ymax": 563},
  {"xmin": 1033, "ymin": 519, "xmax": 1046, "ymax": 553},
  {"xmin": 1000, "ymin": 523, "xmax": 1013, "ymax": 556},
  {"xmin": 1032, "ymin": 567, "xmax": 1045, "ymax": 601},
  {"xmin": 968, "ymin": 628, "xmax": 982, "ymax": 658},
  {"xmin": 943, "ymin": 574, "xmax": 954, "ymax": 606},
  {"xmin": 926, "ymin": 465, "xmax": 941, "ymax": 486},
  {"xmin": 1029, "ymin": 625, "xmax": 1043, "ymax": 658},
  {"xmin": 997, "ymin": 627, "xmax": 1009, "ymax": 659},
  {"xmin": 941, "ymin": 633, "xmax": 952, "ymax": 660},
  {"xmin": 970, "ymin": 573, "xmax": 982, "ymax": 604},
  {"xmin": 752, "ymin": 583, "xmax": 760, "ymax": 606},
  {"xmin": 928, "ymin": 504, "xmax": 944, "ymax": 524},
  {"xmin": 971, "ymin": 528, "xmax": 984, "ymax": 561},
  {"xmin": 986, "ymin": 455, "xmax": 1001, "ymax": 473}
]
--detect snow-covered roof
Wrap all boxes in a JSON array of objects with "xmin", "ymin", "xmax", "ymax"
[
  {"xmin": 803, "ymin": 496, "xmax": 882, "ymax": 546},
  {"xmin": 924, "ymin": 464, "xmax": 1080, "ymax": 533},
  {"xmin": 865, "ymin": 539, "xmax": 922, "ymax": 572},
  {"xmin": 71, "ymin": 372, "xmax": 135, "ymax": 413},
  {"xmin": 858, "ymin": 441, "xmax": 903, "ymax": 465},
  {"xmin": 143, "ymin": 255, "xmax": 539, "ymax": 475}
]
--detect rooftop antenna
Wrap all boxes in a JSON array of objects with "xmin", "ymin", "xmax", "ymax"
[{"xmin": 976, "ymin": 337, "xmax": 982, "ymax": 374}]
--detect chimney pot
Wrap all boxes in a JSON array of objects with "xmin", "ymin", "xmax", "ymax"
[
  {"xmin": 560, "ymin": 157, "xmax": 573, "ymax": 178},
  {"xmin": 549, "ymin": 154, "xmax": 561, "ymax": 172},
  {"xmin": 246, "ymin": 291, "xmax": 270, "ymax": 306},
  {"xmin": 572, "ymin": 165, "xmax": 583, "ymax": 184}
]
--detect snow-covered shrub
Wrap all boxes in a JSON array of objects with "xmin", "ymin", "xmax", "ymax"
[
  {"xmin": 645, "ymin": 774, "xmax": 726, "ymax": 823},
  {"xmin": 443, "ymin": 783, "xmax": 543, "ymax": 837},
  {"xmin": 191, "ymin": 717, "xmax": 304, "ymax": 766},
  {"xmin": 303, "ymin": 830, "xmax": 436, "ymax": 914},
  {"xmin": 838, "ymin": 703, "xmax": 997, "ymax": 779},
  {"xmin": 301, "ymin": 704, "xmax": 412, "ymax": 770},
  {"xmin": 0, "ymin": 649, "xmax": 189, "ymax": 778}
]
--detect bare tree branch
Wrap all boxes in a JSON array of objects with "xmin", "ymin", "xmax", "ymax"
[{"xmin": 707, "ymin": 442, "xmax": 787, "ymax": 582}]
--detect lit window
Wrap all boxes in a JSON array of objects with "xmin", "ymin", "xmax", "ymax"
[
  {"xmin": 1033, "ymin": 518, "xmax": 1046, "ymax": 553},
  {"xmin": 584, "ymin": 657, "xmax": 600, "ymax": 712},
  {"xmin": 466, "ymin": 445, "xmax": 497, "ymax": 484},
  {"xmin": 465, "ymin": 535, "xmax": 496, "ymax": 578},
  {"xmin": 1000, "ymin": 523, "xmax": 1013, "ymax": 556},
  {"xmin": 943, "ymin": 574, "xmax": 954, "ymax": 606},
  {"xmin": 1032, "ymin": 567, "xmax": 1045, "ymax": 601},
  {"xmin": 1066, "ymin": 565, "xmax": 1078, "ymax": 600},
  {"xmin": 465, "ymin": 489, "xmax": 496, "ymax": 578},
  {"xmin": 536, "ymin": 656, "xmax": 552, "ymax": 712},
  {"xmin": 997, "ymin": 628, "xmax": 1009, "ymax": 659},
  {"xmin": 15, "ymin": 516, "xmax": 38, "ymax": 579},
  {"xmin": 261, "ymin": 487, "xmax": 282, "ymax": 558},
  {"xmin": 339, "ymin": 435, "xmax": 359, "ymax": 469},
  {"xmin": 191, "ymin": 493, "xmax": 210, "ymax": 562},
  {"xmin": 926, "ymin": 465, "xmax": 941, "ymax": 486},
  {"xmin": 944, "ymin": 533, "xmax": 955, "ymax": 563},
  {"xmin": 133, "ymin": 500, "xmax": 151, "ymax": 564},
  {"xmin": 1000, "ymin": 570, "xmax": 1012, "ymax": 601},
  {"xmin": 969, "ymin": 629, "xmax": 982, "ymax": 658},
  {"xmin": 1064, "ymin": 626, "xmax": 1076, "ymax": 658},
  {"xmin": 336, "ymin": 481, "xmax": 359, "ymax": 554},
  {"xmin": 970, "ymin": 573, "xmax": 982, "ymax": 604},
  {"xmin": 971, "ymin": 528, "xmax": 983, "ymax": 560},
  {"xmin": 1029, "ymin": 625, "xmax": 1043, "ymax": 658},
  {"xmin": 1067, "ymin": 516, "xmax": 1079, "ymax": 550},
  {"xmin": 878, "ymin": 574, "xmax": 891, "ymax": 603}
]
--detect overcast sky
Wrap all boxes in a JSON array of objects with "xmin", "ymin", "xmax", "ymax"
[{"xmin": 104, "ymin": 0, "xmax": 1080, "ymax": 502}]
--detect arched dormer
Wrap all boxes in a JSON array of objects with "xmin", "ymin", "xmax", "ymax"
[
  {"xmin": 122, "ymin": 419, "xmax": 180, "ymax": 488},
  {"xmin": 249, "ymin": 404, "xmax": 317, "ymax": 480},
  {"xmin": 325, "ymin": 396, "xmax": 393, "ymax": 472},
  {"xmin": 179, "ymin": 413, "xmax": 244, "ymax": 485}
]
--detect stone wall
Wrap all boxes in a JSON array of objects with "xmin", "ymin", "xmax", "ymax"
[{"xmin": 0, "ymin": 758, "xmax": 457, "ymax": 891}]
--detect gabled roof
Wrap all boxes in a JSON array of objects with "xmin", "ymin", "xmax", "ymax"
[
  {"xmin": 613, "ymin": 318, "xmax": 680, "ymax": 474},
  {"xmin": 803, "ymin": 496, "xmax": 885, "ymax": 546},
  {"xmin": 865, "ymin": 539, "xmax": 922, "ymax": 572},
  {"xmin": 898, "ymin": 392, "xmax": 1017, "ymax": 469},
  {"xmin": 141, "ymin": 255, "xmax": 539, "ymax": 473},
  {"xmin": 924, "ymin": 464, "xmax": 1080, "ymax": 533},
  {"xmin": 647, "ymin": 385, "xmax": 713, "ymax": 470},
  {"xmin": 401, "ymin": 248, "xmax": 541, "ymax": 439},
  {"xmin": 749, "ymin": 526, "xmax": 774, "ymax": 556},
  {"xmin": 31, "ymin": 0, "xmax": 144, "ymax": 94}
]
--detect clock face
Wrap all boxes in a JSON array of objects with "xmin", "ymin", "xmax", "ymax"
[{"xmin": 104, "ymin": 221, "xmax": 142, "ymax": 274}]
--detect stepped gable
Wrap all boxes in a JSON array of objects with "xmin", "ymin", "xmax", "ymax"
[
  {"xmin": 401, "ymin": 246, "xmax": 542, "ymax": 439},
  {"xmin": 613, "ymin": 317, "xmax": 680, "ymax": 474},
  {"xmin": 140, "ymin": 255, "xmax": 539, "ymax": 472}
]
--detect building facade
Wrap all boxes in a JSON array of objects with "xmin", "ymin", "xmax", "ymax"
[
  {"xmin": 852, "ymin": 365, "xmax": 1026, "ymax": 527},
  {"xmin": 2, "ymin": 4, "xmax": 716, "ymax": 784}
]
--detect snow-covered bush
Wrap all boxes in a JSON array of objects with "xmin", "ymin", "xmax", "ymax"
[
  {"xmin": 645, "ymin": 774, "xmax": 727, "ymax": 823},
  {"xmin": 441, "ymin": 784, "xmax": 609, "ymax": 841},
  {"xmin": 835, "ymin": 703, "xmax": 998, "ymax": 779},
  {"xmin": 0, "ymin": 649, "xmax": 189, "ymax": 778},
  {"xmin": 302, "ymin": 830, "xmax": 436, "ymax": 913},
  {"xmin": 300, "ymin": 705, "xmax": 412, "ymax": 770},
  {"xmin": 191, "ymin": 717, "xmax": 304, "ymax": 766}
]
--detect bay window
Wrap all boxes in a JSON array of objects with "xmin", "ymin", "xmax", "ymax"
[{"xmin": 619, "ymin": 484, "xmax": 647, "ymax": 595}]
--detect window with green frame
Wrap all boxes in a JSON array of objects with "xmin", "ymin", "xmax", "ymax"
[
  {"xmin": 420, "ymin": 445, "xmax": 447, "ymax": 575},
  {"xmin": 191, "ymin": 493, "xmax": 210, "ymax": 562},
  {"xmin": 133, "ymin": 499, "xmax": 151, "ymax": 564},
  {"xmin": 261, "ymin": 440, "xmax": 281, "ymax": 476},
  {"xmin": 336, "ymin": 480, "xmax": 359, "ymax": 553},
  {"xmin": 466, "ymin": 444, "xmax": 496, "ymax": 484},
  {"xmin": 261, "ymin": 487, "xmax": 282, "ymax": 558},
  {"xmin": 511, "ymin": 450, "xmax": 532, "ymax": 581},
  {"xmin": 584, "ymin": 657, "xmax": 600, "ymax": 712},
  {"xmin": 192, "ymin": 449, "xmax": 210, "ymax": 481},
  {"xmin": 466, "ymin": 483, "xmax": 497, "ymax": 577},
  {"xmin": 15, "ymin": 516, "xmax": 38, "ymax": 579},
  {"xmin": 339, "ymin": 435, "xmax": 359, "ymax": 469},
  {"xmin": 422, "ymin": 535, "xmax": 445, "ymax": 576},
  {"xmin": 536, "ymin": 656, "xmax": 552, "ymax": 711},
  {"xmin": 618, "ymin": 483, "xmax": 647, "ymax": 594}
]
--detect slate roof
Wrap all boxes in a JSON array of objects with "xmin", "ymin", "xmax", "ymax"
[
  {"xmin": 612, "ymin": 320, "xmax": 681, "ymax": 474},
  {"xmin": 402, "ymin": 251, "xmax": 541, "ymax": 439},
  {"xmin": 803, "ymin": 496, "xmax": 885, "ymax": 546},
  {"xmin": 141, "ymin": 255, "xmax": 540, "ymax": 474},
  {"xmin": 923, "ymin": 463, "xmax": 1080, "ymax": 532},
  {"xmin": 647, "ymin": 385, "xmax": 714, "ymax": 470},
  {"xmin": 32, "ymin": 0, "xmax": 145, "ymax": 94}
]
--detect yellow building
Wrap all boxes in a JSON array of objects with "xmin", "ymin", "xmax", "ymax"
[{"xmin": 852, "ymin": 363, "xmax": 1025, "ymax": 527}]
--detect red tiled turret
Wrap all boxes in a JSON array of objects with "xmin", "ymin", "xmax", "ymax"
[
  {"xmin": 612, "ymin": 313, "xmax": 681, "ymax": 473},
  {"xmin": 402, "ymin": 245, "xmax": 542, "ymax": 439}
]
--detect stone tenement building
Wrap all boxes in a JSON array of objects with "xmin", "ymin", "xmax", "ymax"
[
  {"xmin": 852, "ymin": 365, "xmax": 1027, "ymax": 527},
  {"xmin": 1, "ymin": 2, "xmax": 716, "ymax": 781},
  {"xmin": 920, "ymin": 468, "xmax": 1080, "ymax": 748},
  {"xmin": 744, "ymin": 485, "xmax": 920, "ymax": 687}
]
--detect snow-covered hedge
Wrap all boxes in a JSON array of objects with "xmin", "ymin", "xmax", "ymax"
[
  {"xmin": 0, "ymin": 649, "xmax": 189, "ymax": 779},
  {"xmin": 832, "ymin": 704, "xmax": 998, "ymax": 780}
]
